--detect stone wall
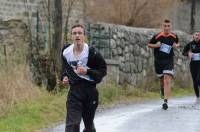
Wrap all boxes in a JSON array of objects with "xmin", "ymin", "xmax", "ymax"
[
  {"xmin": 0, "ymin": 19, "xmax": 194, "ymax": 88},
  {"xmin": 89, "ymin": 23, "xmax": 192, "ymax": 88},
  {"xmin": 0, "ymin": 0, "xmax": 85, "ymax": 34},
  {"xmin": 0, "ymin": 20, "xmax": 29, "ymax": 65},
  {"xmin": 0, "ymin": 0, "xmax": 39, "ymax": 21},
  {"xmin": 105, "ymin": 59, "xmax": 120, "ymax": 84}
]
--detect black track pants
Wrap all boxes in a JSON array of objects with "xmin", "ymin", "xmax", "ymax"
[
  {"xmin": 65, "ymin": 83, "xmax": 98, "ymax": 132},
  {"xmin": 190, "ymin": 62, "xmax": 200, "ymax": 98}
]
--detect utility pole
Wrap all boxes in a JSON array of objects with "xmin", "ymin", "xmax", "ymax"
[
  {"xmin": 48, "ymin": 0, "xmax": 51, "ymax": 56},
  {"xmin": 191, "ymin": 0, "xmax": 196, "ymax": 33}
]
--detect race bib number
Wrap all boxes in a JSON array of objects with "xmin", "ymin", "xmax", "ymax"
[
  {"xmin": 159, "ymin": 43, "xmax": 172, "ymax": 54},
  {"xmin": 75, "ymin": 61, "xmax": 94, "ymax": 81},
  {"xmin": 192, "ymin": 53, "xmax": 200, "ymax": 61}
]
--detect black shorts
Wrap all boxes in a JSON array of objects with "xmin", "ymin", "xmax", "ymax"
[{"xmin": 154, "ymin": 59, "xmax": 174, "ymax": 78}]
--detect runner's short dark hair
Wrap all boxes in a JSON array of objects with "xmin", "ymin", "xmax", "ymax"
[
  {"xmin": 163, "ymin": 19, "xmax": 171, "ymax": 23},
  {"xmin": 194, "ymin": 30, "xmax": 200, "ymax": 34},
  {"xmin": 71, "ymin": 24, "xmax": 85, "ymax": 35}
]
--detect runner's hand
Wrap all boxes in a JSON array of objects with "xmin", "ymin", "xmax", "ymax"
[
  {"xmin": 62, "ymin": 76, "xmax": 69, "ymax": 85},
  {"xmin": 188, "ymin": 51, "xmax": 193, "ymax": 59},
  {"xmin": 156, "ymin": 41, "xmax": 161, "ymax": 48},
  {"xmin": 77, "ymin": 66, "xmax": 87, "ymax": 75},
  {"xmin": 172, "ymin": 43, "xmax": 180, "ymax": 48}
]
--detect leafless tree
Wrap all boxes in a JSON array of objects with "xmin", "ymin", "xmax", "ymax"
[
  {"xmin": 47, "ymin": 0, "xmax": 63, "ymax": 91},
  {"xmin": 23, "ymin": 0, "xmax": 64, "ymax": 90},
  {"xmin": 23, "ymin": 0, "xmax": 43, "ymax": 86},
  {"xmin": 125, "ymin": 0, "xmax": 148, "ymax": 26},
  {"xmin": 86, "ymin": 0, "xmax": 173, "ymax": 28},
  {"xmin": 62, "ymin": 0, "xmax": 75, "ymax": 43}
]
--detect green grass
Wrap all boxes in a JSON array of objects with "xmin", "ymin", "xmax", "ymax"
[
  {"xmin": 0, "ymin": 83, "xmax": 194, "ymax": 132},
  {"xmin": 98, "ymin": 83, "xmax": 193, "ymax": 106},
  {"xmin": 171, "ymin": 86, "xmax": 193, "ymax": 97},
  {"xmin": 0, "ymin": 89, "xmax": 67, "ymax": 132}
]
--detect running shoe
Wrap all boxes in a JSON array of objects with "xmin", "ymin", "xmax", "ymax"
[{"xmin": 162, "ymin": 102, "xmax": 168, "ymax": 110}]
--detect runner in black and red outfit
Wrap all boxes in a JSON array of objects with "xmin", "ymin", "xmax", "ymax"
[
  {"xmin": 148, "ymin": 19, "xmax": 180, "ymax": 110},
  {"xmin": 182, "ymin": 31, "xmax": 200, "ymax": 98}
]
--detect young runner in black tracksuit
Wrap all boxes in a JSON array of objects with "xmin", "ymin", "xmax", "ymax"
[
  {"xmin": 148, "ymin": 19, "xmax": 180, "ymax": 110},
  {"xmin": 61, "ymin": 25, "xmax": 107, "ymax": 132},
  {"xmin": 182, "ymin": 31, "xmax": 200, "ymax": 98}
]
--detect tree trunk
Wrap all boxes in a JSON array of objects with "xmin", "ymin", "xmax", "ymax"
[
  {"xmin": 47, "ymin": 0, "xmax": 62, "ymax": 91},
  {"xmin": 53, "ymin": 0, "xmax": 62, "ymax": 72}
]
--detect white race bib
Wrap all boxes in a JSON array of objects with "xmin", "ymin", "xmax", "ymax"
[
  {"xmin": 75, "ymin": 62, "xmax": 94, "ymax": 81},
  {"xmin": 192, "ymin": 53, "xmax": 200, "ymax": 61},
  {"xmin": 159, "ymin": 43, "xmax": 172, "ymax": 54}
]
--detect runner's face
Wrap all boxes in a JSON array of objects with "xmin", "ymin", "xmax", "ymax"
[
  {"xmin": 162, "ymin": 22, "xmax": 171, "ymax": 34},
  {"xmin": 193, "ymin": 32, "xmax": 200, "ymax": 42},
  {"xmin": 71, "ymin": 27, "xmax": 85, "ymax": 46}
]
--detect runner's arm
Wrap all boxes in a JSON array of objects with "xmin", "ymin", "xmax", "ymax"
[
  {"xmin": 60, "ymin": 44, "xmax": 70, "ymax": 81},
  {"xmin": 173, "ymin": 35, "xmax": 180, "ymax": 49},
  {"xmin": 182, "ymin": 43, "xmax": 190, "ymax": 56},
  {"xmin": 148, "ymin": 42, "xmax": 161, "ymax": 48},
  {"xmin": 148, "ymin": 35, "xmax": 160, "ymax": 49},
  {"xmin": 87, "ymin": 52, "xmax": 107, "ymax": 84}
]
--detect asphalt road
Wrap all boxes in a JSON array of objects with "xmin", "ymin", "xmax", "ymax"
[{"xmin": 41, "ymin": 97, "xmax": 200, "ymax": 132}]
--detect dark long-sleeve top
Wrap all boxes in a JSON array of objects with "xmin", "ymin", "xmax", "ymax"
[
  {"xmin": 61, "ymin": 44, "xmax": 107, "ymax": 86},
  {"xmin": 182, "ymin": 40, "xmax": 200, "ymax": 63},
  {"xmin": 182, "ymin": 40, "xmax": 200, "ymax": 56}
]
